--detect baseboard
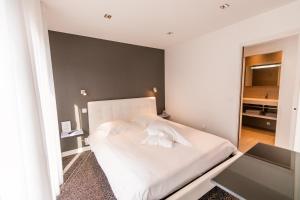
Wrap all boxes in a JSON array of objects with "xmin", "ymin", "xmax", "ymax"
[{"xmin": 61, "ymin": 146, "xmax": 91, "ymax": 157}]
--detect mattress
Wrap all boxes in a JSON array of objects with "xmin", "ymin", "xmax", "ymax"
[{"xmin": 89, "ymin": 121, "xmax": 236, "ymax": 200}]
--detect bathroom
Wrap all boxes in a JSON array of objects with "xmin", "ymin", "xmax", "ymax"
[{"xmin": 239, "ymin": 35, "xmax": 299, "ymax": 152}]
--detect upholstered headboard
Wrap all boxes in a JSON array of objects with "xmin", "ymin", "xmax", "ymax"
[{"xmin": 88, "ymin": 97, "xmax": 157, "ymax": 134}]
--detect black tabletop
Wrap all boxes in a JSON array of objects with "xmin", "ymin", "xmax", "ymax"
[{"xmin": 213, "ymin": 143, "xmax": 300, "ymax": 200}]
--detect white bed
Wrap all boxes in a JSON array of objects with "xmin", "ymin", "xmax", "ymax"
[{"xmin": 88, "ymin": 97, "xmax": 239, "ymax": 200}]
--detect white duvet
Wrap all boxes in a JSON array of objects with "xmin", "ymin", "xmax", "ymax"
[{"xmin": 89, "ymin": 120, "xmax": 236, "ymax": 200}]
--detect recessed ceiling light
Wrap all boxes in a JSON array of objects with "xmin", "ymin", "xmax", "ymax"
[
  {"xmin": 104, "ymin": 14, "xmax": 112, "ymax": 19},
  {"xmin": 220, "ymin": 3, "xmax": 230, "ymax": 9},
  {"xmin": 166, "ymin": 32, "xmax": 174, "ymax": 35}
]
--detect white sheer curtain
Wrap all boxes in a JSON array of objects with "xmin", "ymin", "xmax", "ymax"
[
  {"xmin": 0, "ymin": 0, "xmax": 62, "ymax": 199},
  {"xmin": 22, "ymin": 0, "xmax": 64, "ymax": 194}
]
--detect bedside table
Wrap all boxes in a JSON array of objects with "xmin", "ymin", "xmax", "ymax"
[{"xmin": 61, "ymin": 129, "xmax": 84, "ymax": 138}]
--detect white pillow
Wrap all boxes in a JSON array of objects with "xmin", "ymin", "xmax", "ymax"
[
  {"xmin": 131, "ymin": 114, "xmax": 161, "ymax": 128},
  {"xmin": 141, "ymin": 134, "xmax": 173, "ymax": 148},
  {"xmin": 146, "ymin": 120, "xmax": 192, "ymax": 146},
  {"xmin": 95, "ymin": 120, "xmax": 131, "ymax": 137}
]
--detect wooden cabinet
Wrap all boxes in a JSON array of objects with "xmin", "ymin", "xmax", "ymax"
[
  {"xmin": 242, "ymin": 103, "xmax": 277, "ymax": 132},
  {"xmin": 242, "ymin": 115, "xmax": 276, "ymax": 132}
]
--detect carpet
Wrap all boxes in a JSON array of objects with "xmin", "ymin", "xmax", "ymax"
[
  {"xmin": 62, "ymin": 154, "xmax": 76, "ymax": 169},
  {"xmin": 199, "ymin": 187, "xmax": 238, "ymax": 200},
  {"xmin": 63, "ymin": 151, "xmax": 90, "ymax": 182},
  {"xmin": 59, "ymin": 152, "xmax": 116, "ymax": 200}
]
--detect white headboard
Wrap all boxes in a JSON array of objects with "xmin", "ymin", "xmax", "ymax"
[{"xmin": 88, "ymin": 97, "xmax": 157, "ymax": 134}]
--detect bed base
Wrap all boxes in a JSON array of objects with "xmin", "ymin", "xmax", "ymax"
[{"xmin": 166, "ymin": 151, "xmax": 243, "ymax": 200}]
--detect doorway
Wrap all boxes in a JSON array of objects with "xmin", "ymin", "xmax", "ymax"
[
  {"xmin": 239, "ymin": 50, "xmax": 281, "ymax": 152},
  {"xmin": 238, "ymin": 35, "xmax": 300, "ymax": 152}
]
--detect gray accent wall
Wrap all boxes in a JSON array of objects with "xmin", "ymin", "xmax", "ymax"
[{"xmin": 48, "ymin": 31, "xmax": 165, "ymax": 152}]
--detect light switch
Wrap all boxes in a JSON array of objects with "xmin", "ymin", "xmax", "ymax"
[{"xmin": 82, "ymin": 108, "xmax": 88, "ymax": 113}]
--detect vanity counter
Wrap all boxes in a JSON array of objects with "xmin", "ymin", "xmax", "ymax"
[{"xmin": 243, "ymin": 97, "xmax": 278, "ymax": 106}]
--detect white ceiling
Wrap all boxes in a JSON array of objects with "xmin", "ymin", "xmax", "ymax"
[{"xmin": 42, "ymin": 0, "xmax": 295, "ymax": 49}]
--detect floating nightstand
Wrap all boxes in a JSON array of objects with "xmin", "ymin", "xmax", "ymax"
[{"xmin": 60, "ymin": 121, "xmax": 84, "ymax": 138}]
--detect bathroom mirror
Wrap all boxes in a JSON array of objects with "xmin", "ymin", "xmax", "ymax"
[
  {"xmin": 251, "ymin": 64, "xmax": 281, "ymax": 86},
  {"xmin": 244, "ymin": 51, "xmax": 282, "ymax": 87}
]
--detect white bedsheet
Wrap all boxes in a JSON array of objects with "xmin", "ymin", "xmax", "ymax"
[{"xmin": 89, "ymin": 121, "xmax": 236, "ymax": 200}]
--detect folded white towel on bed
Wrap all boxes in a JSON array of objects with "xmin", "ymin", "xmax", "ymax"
[
  {"xmin": 141, "ymin": 134, "xmax": 174, "ymax": 148},
  {"xmin": 143, "ymin": 120, "xmax": 192, "ymax": 147}
]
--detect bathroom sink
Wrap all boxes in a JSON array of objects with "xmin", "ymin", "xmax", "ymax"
[{"xmin": 243, "ymin": 98, "xmax": 278, "ymax": 106}]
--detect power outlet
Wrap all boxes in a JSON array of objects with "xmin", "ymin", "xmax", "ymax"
[{"xmin": 201, "ymin": 124, "xmax": 207, "ymax": 131}]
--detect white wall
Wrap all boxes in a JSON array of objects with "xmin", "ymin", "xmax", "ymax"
[
  {"xmin": 165, "ymin": 1, "xmax": 300, "ymax": 148},
  {"xmin": 244, "ymin": 36, "xmax": 299, "ymax": 149}
]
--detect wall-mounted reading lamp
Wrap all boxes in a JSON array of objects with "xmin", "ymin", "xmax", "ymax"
[
  {"xmin": 80, "ymin": 89, "xmax": 88, "ymax": 96},
  {"xmin": 152, "ymin": 87, "xmax": 158, "ymax": 93},
  {"xmin": 251, "ymin": 63, "xmax": 281, "ymax": 70}
]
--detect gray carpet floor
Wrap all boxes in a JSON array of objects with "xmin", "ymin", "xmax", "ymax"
[
  {"xmin": 59, "ymin": 152, "xmax": 237, "ymax": 200},
  {"xmin": 63, "ymin": 151, "xmax": 90, "ymax": 182},
  {"xmin": 60, "ymin": 151, "xmax": 116, "ymax": 200},
  {"xmin": 62, "ymin": 154, "xmax": 76, "ymax": 169},
  {"xmin": 199, "ymin": 187, "xmax": 238, "ymax": 200}
]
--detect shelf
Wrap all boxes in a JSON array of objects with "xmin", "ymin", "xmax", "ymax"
[
  {"xmin": 61, "ymin": 129, "xmax": 84, "ymax": 138},
  {"xmin": 242, "ymin": 113, "xmax": 277, "ymax": 121}
]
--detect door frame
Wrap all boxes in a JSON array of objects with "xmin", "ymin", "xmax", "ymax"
[
  {"xmin": 237, "ymin": 31, "xmax": 300, "ymax": 150},
  {"xmin": 237, "ymin": 47, "xmax": 245, "ymax": 149}
]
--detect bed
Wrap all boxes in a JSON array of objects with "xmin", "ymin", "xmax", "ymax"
[{"xmin": 88, "ymin": 97, "xmax": 241, "ymax": 200}]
